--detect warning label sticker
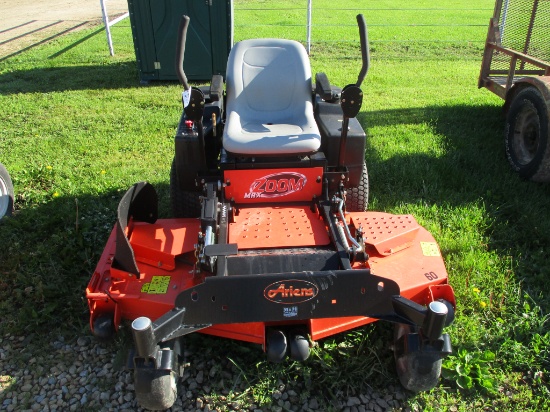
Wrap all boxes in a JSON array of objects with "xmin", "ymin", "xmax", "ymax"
[
  {"xmin": 141, "ymin": 276, "xmax": 171, "ymax": 294},
  {"xmin": 421, "ymin": 242, "xmax": 441, "ymax": 257}
]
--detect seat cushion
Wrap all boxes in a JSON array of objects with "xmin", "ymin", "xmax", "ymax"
[{"xmin": 223, "ymin": 39, "xmax": 321, "ymax": 155}]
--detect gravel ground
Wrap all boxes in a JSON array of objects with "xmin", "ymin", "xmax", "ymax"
[{"xmin": 0, "ymin": 330, "xmax": 410, "ymax": 411}]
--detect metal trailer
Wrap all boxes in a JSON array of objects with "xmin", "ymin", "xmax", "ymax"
[{"xmin": 479, "ymin": 0, "xmax": 550, "ymax": 181}]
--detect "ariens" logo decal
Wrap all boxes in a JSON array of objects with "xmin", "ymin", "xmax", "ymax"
[
  {"xmin": 264, "ymin": 279, "xmax": 319, "ymax": 304},
  {"xmin": 244, "ymin": 172, "xmax": 307, "ymax": 199}
]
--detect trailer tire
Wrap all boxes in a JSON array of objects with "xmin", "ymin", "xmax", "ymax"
[
  {"xmin": 505, "ymin": 88, "xmax": 550, "ymax": 182},
  {"xmin": 170, "ymin": 158, "xmax": 201, "ymax": 217},
  {"xmin": 394, "ymin": 324, "xmax": 442, "ymax": 392},
  {"xmin": 0, "ymin": 163, "xmax": 14, "ymax": 219},
  {"xmin": 345, "ymin": 162, "xmax": 369, "ymax": 212}
]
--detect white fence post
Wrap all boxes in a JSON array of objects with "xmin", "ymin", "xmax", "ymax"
[
  {"xmin": 100, "ymin": 0, "xmax": 129, "ymax": 56},
  {"xmin": 306, "ymin": 0, "xmax": 312, "ymax": 54}
]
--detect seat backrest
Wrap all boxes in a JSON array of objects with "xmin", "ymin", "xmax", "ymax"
[
  {"xmin": 223, "ymin": 39, "xmax": 321, "ymax": 155},
  {"xmin": 226, "ymin": 39, "xmax": 312, "ymax": 122}
]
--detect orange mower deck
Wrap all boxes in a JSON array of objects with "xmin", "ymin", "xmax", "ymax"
[{"xmin": 87, "ymin": 207, "xmax": 453, "ymax": 346}]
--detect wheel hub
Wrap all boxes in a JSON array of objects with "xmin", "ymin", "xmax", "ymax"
[{"xmin": 513, "ymin": 101, "xmax": 541, "ymax": 165}]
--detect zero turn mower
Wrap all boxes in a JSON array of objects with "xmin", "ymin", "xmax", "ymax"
[{"xmin": 86, "ymin": 14, "xmax": 455, "ymax": 410}]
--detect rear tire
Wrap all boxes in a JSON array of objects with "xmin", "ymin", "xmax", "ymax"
[
  {"xmin": 170, "ymin": 158, "xmax": 201, "ymax": 217},
  {"xmin": 0, "ymin": 163, "xmax": 14, "ymax": 219},
  {"xmin": 345, "ymin": 162, "xmax": 369, "ymax": 212},
  {"xmin": 505, "ymin": 87, "xmax": 550, "ymax": 182}
]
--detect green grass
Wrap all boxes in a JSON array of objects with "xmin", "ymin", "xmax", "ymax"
[{"xmin": 1, "ymin": 0, "xmax": 550, "ymax": 410}]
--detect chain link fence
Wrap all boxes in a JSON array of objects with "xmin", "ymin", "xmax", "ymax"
[
  {"xmin": 234, "ymin": 1, "xmax": 494, "ymax": 60},
  {"xmin": 491, "ymin": 0, "xmax": 550, "ymax": 72},
  {"xmin": 99, "ymin": 1, "xmax": 495, "ymax": 62}
]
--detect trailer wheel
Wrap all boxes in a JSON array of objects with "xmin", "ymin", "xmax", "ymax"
[
  {"xmin": 0, "ymin": 163, "xmax": 14, "ymax": 219},
  {"xmin": 170, "ymin": 158, "xmax": 201, "ymax": 217},
  {"xmin": 134, "ymin": 368, "xmax": 178, "ymax": 411},
  {"xmin": 394, "ymin": 324, "xmax": 442, "ymax": 392},
  {"xmin": 345, "ymin": 162, "xmax": 369, "ymax": 212},
  {"xmin": 505, "ymin": 88, "xmax": 550, "ymax": 182}
]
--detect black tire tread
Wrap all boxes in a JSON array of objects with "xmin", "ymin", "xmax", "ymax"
[
  {"xmin": 170, "ymin": 158, "xmax": 201, "ymax": 218},
  {"xmin": 505, "ymin": 87, "xmax": 550, "ymax": 182},
  {"xmin": 135, "ymin": 369, "xmax": 177, "ymax": 411},
  {"xmin": 345, "ymin": 162, "xmax": 369, "ymax": 212}
]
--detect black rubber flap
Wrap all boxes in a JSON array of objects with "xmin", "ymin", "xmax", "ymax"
[{"xmin": 112, "ymin": 182, "xmax": 158, "ymax": 277}]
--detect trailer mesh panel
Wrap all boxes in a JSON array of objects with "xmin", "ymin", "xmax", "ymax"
[{"xmin": 491, "ymin": 0, "xmax": 550, "ymax": 73}]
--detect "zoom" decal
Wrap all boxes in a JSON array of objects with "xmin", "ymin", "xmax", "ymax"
[{"xmin": 244, "ymin": 172, "xmax": 307, "ymax": 199}]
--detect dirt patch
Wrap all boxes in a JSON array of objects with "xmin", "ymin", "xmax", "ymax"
[{"xmin": 0, "ymin": 0, "xmax": 128, "ymax": 58}]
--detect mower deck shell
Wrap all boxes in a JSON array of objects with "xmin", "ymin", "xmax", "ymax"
[{"xmin": 86, "ymin": 208, "xmax": 451, "ymax": 346}]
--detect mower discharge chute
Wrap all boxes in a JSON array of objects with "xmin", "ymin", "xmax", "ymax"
[{"xmin": 86, "ymin": 14, "xmax": 456, "ymax": 410}]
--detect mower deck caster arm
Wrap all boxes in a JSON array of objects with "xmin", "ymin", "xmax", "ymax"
[
  {"xmin": 390, "ymin": 298, "xmax": 454, "ymax": 392},
  {"xmin": 130, "ymin": 309, "xmax": 210, "ymax": 411}
]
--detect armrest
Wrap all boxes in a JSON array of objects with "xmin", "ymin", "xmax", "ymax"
[
  {"xmin": 210, "ymin": 75, "xmax": 224, "ymax": 102},
  {"xmin": 315, "ymin": 72, "xmax": 333, "ymax": 101}
]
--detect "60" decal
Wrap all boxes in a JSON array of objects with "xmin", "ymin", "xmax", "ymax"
[{"xmin": 424, "ymin": 271, "xmax": 438, "ymax": 281}]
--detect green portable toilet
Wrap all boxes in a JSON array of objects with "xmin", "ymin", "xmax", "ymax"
[{"xmin": 127, "ymin": 0, "xmax": 233, "ymax": 82}]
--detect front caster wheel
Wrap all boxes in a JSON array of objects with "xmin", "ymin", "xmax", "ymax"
[
  {"xmin": 91, "ymin": 314, "xmax": 115, "ymax": 341},
  {"xmin": 394, "ymin": 324, "xmax": 443, "ymax": 392},
  {"xmin": 134, "ymin": 368, "xmax": 178, "ymax": 411}
]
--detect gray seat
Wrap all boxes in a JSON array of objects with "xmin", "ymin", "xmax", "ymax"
[{"xmin": 223, "ymin": 39, "xmax": 321, "ymax": 156}]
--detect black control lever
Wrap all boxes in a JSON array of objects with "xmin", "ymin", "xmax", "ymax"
[
  {"xmin": 175, "ymin": 14, "xmax": 206, "ymax": 169},
  {"xmin": 338, "ymin": 85, "xmax": 363, "ymax": 167},
  {"xmin": 175, "ymin": 15, "xmax": 205, "ymax": 122},
  {"xmin": 175, "ymin": 15, "xmax": 190, "ymax": 91},
  {"xmin": 338, "ymin": 15, "xmax": 369, "ymax": 168},
  {"xmin": 355, "ymin": 14, "xmax": 370, "ymax": 89}
]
